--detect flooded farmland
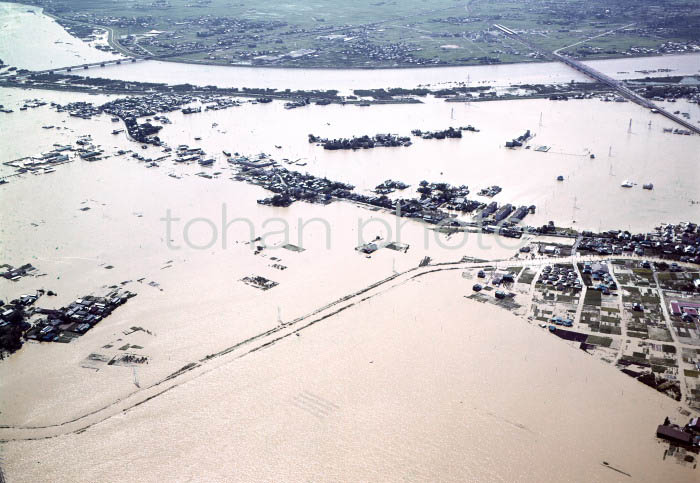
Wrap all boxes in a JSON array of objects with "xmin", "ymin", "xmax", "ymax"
[{"xmin": 1, "ymin": 2, "xmax": 699, "ymax": 482}]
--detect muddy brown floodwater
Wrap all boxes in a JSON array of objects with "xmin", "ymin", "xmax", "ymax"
[{"xmin": 1, "ymin": 3, "xmax": 698, "ymax": 482}]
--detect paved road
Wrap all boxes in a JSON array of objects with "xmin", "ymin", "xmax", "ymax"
[
  {"xmin": 553, "ymin": 24, "xmax": 636, "ymax": 56},
  {"xmin": 499, "ymin": 24, "xmax": 700, "ymax": 134}
]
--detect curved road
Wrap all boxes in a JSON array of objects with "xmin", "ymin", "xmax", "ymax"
[{"xmin": 0, "ymin": 253, "xmax": 696, "ymax": 441}]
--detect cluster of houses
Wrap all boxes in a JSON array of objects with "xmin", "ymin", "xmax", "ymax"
[
  {"xmin": 410, "ymin": 126, "xmax": 477, "ymax": 139},
  {"xmin": 416, "ymin": 181, "xmax": 472, "ymax": 208},
  {"xmin": 477, "ymin": 201, "xmax": 535, "ymax": 225},
  {"xmin": 669, "ymin": 300, "xmax": 700, "ymax": 323},
  {"xmin": 374, "ymin": 179, "xmax": 409, "ymax": 195},
  {"xmin": 0, "ymin": 263, "xmax": 37, "ymax": 281},
  {"xmin": 472, "ymin": 271, "xmax": 516, "ymax": 300},
  {"xmin": 3, "ymin": 144, "xmax": 75, "ymax": 176},
  {"xmin": 0, "ymin": 299, "xmax": 33, "ymax": 356},
  {"xmin": 241, "ymin": 166, "xmax": 354, "ymax": 207},
  {"xmin": 578, "ymin": 222, "xmax": 700, "ymax": 264},
  {"xmin": 308, "ymin": 133, "xmax": 413, "ymax": 150},
  {"xmin": 657, "ymin": 416, "xmax": 700, "ymax": 448},
  {"xmin": 580, "ymin": 261, "xmax": 617, "ymax": 293},
  {"xmin": 241, "ymin": 275, "xmax": 278, "ymax": 291},
  {"xmin": 638, "ymin": 82, "xmax": 700, "ymax": 105},
  {"xmin": 102, "ymin": 94, "xmax": 198, "ymax": 144},
  {"xmin": 242, "ymin": 166, "xmax": 537, "ymax": 237},
  {"xmin": 309, "ymin": 125, "xmax": 480, "ymax": 151},
  {"xmin": 505, "ymin": 129, "xmax": 532, "ymax": 148},
  {"xmin": 334, "ymin": 35, "xmax": 426, "ymax": 66},
  {"xmin": 1, "ymin": 287, "xmax": 134, "ymax": 357},
  {"xmin": 537, "ymin": 264, "xmax": 583, "ymax": 291},
  {"xmin": 54, "ymin": 10, "xmax": 288, "ymax": 60},
  {"xmin": 568, "ymin": 34, "xmax": 699, "ymax": 59},
  {"xmin": 477, "ymin": 185, "xmax": 502, "ymax": 197},
  {"xmin": 57, "ymin": 92, "xmax": 239, "ymax": 130},
  {"xmin": 549, "ymin": 315, "xmax": 574, "ymax": 327},
  {"xmin": 410, "ymin": 181, "xmax": 532, "ymax": 227},
  {"xmin": 2, "ymin": 136, "xmax": 108, "ymax": 177},
  {"xmin": 26, "ymin": 290, "xmax": 135, "ymax": 343},
  {"xmin": 53, "ymin": 100, "xmax": 102, "ymax": 119},
  {"xmin": 392, "ymin": 198, "xmax": 462, "ymax": 225}
]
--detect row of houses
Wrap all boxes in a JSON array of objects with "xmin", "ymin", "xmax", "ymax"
[{"xmin": 578, "ymin": 222, "xmax": 700, "ymax": 264}]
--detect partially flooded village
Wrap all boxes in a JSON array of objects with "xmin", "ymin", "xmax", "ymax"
[{"xmin": 1, "ymin": 1, "xmax": 700, "ymax": 482}]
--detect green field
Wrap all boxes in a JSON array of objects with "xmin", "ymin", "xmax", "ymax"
[{"xmin": 23, "ymin": 0, "xmax": 700, "ymax": 67}]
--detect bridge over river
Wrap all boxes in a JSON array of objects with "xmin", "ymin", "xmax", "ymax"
[
  {"xmin": 4, "ymin": 26, "xmax": 700, "ymax": 135},
  {"xmin": 494, "ymin": 24, "xmax": 700, "ymax": 135},
  {"xmin": 29, "ymin": 57, "xmax": 146, "ymax": 76}
]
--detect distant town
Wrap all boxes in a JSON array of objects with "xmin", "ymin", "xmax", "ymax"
[
  {"xmin": 10, "ymin": 0, "xmax": 700, "ymax": 68},
  {"xmin": 1, "ymin": 2, "xmax": 700, "ymax": 480}
]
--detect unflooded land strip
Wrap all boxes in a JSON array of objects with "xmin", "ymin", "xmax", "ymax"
[{"xmin": 0, "ymin": 253, "xmax": 697, "ymax": 442}]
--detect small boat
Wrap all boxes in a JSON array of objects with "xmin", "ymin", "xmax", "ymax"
[
  {"xmin": 194, "ymin": 136, "xmax": 202, "ymax": 141},
  {"xmin": 643, "ymin": 183, "xmax": 654, "ymax": 190},
  {"xmin": 198, "ymin": 158, "xmax": 215, "ymax": 166},
  {"xmin": 621, "ymin": 180, "xmax": 634, "ymax": 188},
  {"xmin": 112, "ymin": 129, "xmax": 123, "ymax": 134},
  {"xmin": 222, "ymin": 150, "xmax": 231, "ymax": 157}
]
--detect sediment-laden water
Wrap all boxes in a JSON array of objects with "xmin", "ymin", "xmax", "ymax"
[{"xmin": 0, "ymin": 4, "xmax": 698, "ymax": 482}]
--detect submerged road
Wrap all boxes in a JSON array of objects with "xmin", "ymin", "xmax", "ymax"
[{"xmin": 0, "ymin": 253, "xmax": 696, "ymax": 442}]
